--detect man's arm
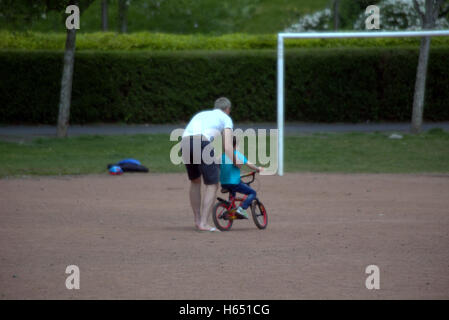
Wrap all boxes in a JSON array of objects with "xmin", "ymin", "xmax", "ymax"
[
  {"xmin": 223, "ymin": 128, "xmax": 240, "ymax": 168},
  {"xmin": 235, "ymin": 150, "xmax": 262, "ymax": 173}
]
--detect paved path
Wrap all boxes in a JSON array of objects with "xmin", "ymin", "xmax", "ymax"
[{"xmin": 0, "ymin": 122, "xmax": 448, "ymax": 138}]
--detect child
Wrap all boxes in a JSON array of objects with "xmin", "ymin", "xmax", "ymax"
[{"xmin": 220, "ymin": 136, "xmax": 262, "ymax": 219}]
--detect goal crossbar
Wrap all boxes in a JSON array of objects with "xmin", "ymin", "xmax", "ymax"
[{"xmin": 277, "ymin": 30, "xmax": 449, "ymax": 176}]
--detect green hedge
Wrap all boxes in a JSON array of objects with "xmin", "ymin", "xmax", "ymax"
[
  {"xmin": 1, "ymin": 48, "xmax": 448, "ymax": 124},
  {"xmin": 3, "ymin": 31, "xmax": 449, "ymax": 51}
]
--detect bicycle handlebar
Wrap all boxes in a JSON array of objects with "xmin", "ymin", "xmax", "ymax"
[
  {"xmin": 240, "ymin": 171, "xmax": 256, "ymax": 178},
  {"xmin": 240, "ymin": 171, "xmax": 257, "ymax": 184}
]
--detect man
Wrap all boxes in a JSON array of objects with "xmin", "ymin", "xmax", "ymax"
[{"xmin": 181, "ymin": 97, "xmax": 236, "ymax": 232}]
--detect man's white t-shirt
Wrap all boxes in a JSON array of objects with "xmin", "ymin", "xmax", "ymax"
[{"xmin": 183, "ymin": 109, "xmax": 233, "ymax": 141}]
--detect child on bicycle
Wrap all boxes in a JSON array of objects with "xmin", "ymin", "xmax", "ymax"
[{"xmin": 220, "ymin": 136, "xmax": 262, "ymax": 219}]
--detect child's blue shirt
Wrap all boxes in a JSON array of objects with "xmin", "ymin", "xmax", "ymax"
[{"xmin": 220, "ymin": 151, "xmax": 248, "ymax": 185}]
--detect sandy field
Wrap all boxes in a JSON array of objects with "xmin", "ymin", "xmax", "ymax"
[{"xmin": 1, "ymin": 172, "xmax": 448, "ymax": 299}]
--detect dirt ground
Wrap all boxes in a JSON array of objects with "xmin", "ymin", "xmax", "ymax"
[{"xmin": 0, "ymin": 173, "xmax": 448, "ymax": 300}]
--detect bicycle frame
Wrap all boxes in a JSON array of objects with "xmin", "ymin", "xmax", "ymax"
[
  {"xmin": 216, "ymin": 171, "xmax": 256, "ymax": 218},
  {"xmin": 228, "ymin": 194, "xmax": 248, "ymax": 210},
  {"xmin": 213, "ymin": 171, "xmax": 267, "ymax": 230}
]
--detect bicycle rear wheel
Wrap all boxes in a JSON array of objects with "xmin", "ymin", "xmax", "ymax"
[
  {"xmin": 212, "ymin": 202, "xmax": 233, "ymax": 231},
  {"xmin": 251, "ymin": 200, "xmax": 268, "ymax": 229}
]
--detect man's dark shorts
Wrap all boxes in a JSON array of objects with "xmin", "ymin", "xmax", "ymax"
[{"xmin": 181, "ymin": 135, "xmax": 219, "ymax": 185}]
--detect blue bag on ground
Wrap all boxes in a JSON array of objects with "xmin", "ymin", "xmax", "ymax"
[
  {"xmin": 118, "ymin": 159, "xmax": 141, "ymax": 166},
  {"xmin": 107, "ymin": 158, "xmax": 149, "ymax": 173}
]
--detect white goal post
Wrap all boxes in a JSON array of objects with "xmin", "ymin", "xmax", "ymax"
[{"xmin": 277, "ymin": 30, "xmax": 449, "ymax": 176}]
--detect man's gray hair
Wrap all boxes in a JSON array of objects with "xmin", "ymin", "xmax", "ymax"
[{"xmin": 214, "ymin": 97, "xmax": 231, "ymax": 111}]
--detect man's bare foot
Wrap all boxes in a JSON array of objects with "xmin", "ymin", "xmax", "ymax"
[{"xmin": 197, "ymin": 224, "xmax": 220, "ymax": 232}]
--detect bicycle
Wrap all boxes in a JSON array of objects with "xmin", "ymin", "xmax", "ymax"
[{"xmin": 212, "ymin": 171, "xmax": 268, "ymax": 231}]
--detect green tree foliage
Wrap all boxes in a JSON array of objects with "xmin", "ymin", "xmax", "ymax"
[
  {"xmin": 0, "ymin": 0, "xmax": 95, "ymax": 30},
  {"xmin": 0, "ymin": 0, "xmax": 330, "ymax": 34},
  {"xmin": 339, "ymin": 0, "xmax": 380, "ymax": 29}
]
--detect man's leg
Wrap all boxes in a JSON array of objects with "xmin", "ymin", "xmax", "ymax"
[
  {"xmin": 198, "ymin": 183, "xmax": 218, "ymax": 230},
  {"xmin": 183, "ymin": 150, "xmax": 202, "ymax": 229},
  {"xmin": 197, "ymin": 139, "xmax": 220, "ymax": 231},
  {"xmin": 189, "ymin": 177, "xmax": 202, "ymax": 229}
]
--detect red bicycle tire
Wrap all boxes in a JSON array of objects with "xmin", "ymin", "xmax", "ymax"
[
  {"xmin": 251, "ymin": 200, "xmax": 268, "ymax": 229},
  {"xmin": 212, "ymin": 202, "xmax": 233, "ymax": 231}
]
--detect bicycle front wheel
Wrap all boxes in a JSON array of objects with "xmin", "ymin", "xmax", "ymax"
[{"xmin": 251, "ymin": 200, "xmax": 268, "ymax": 229}]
